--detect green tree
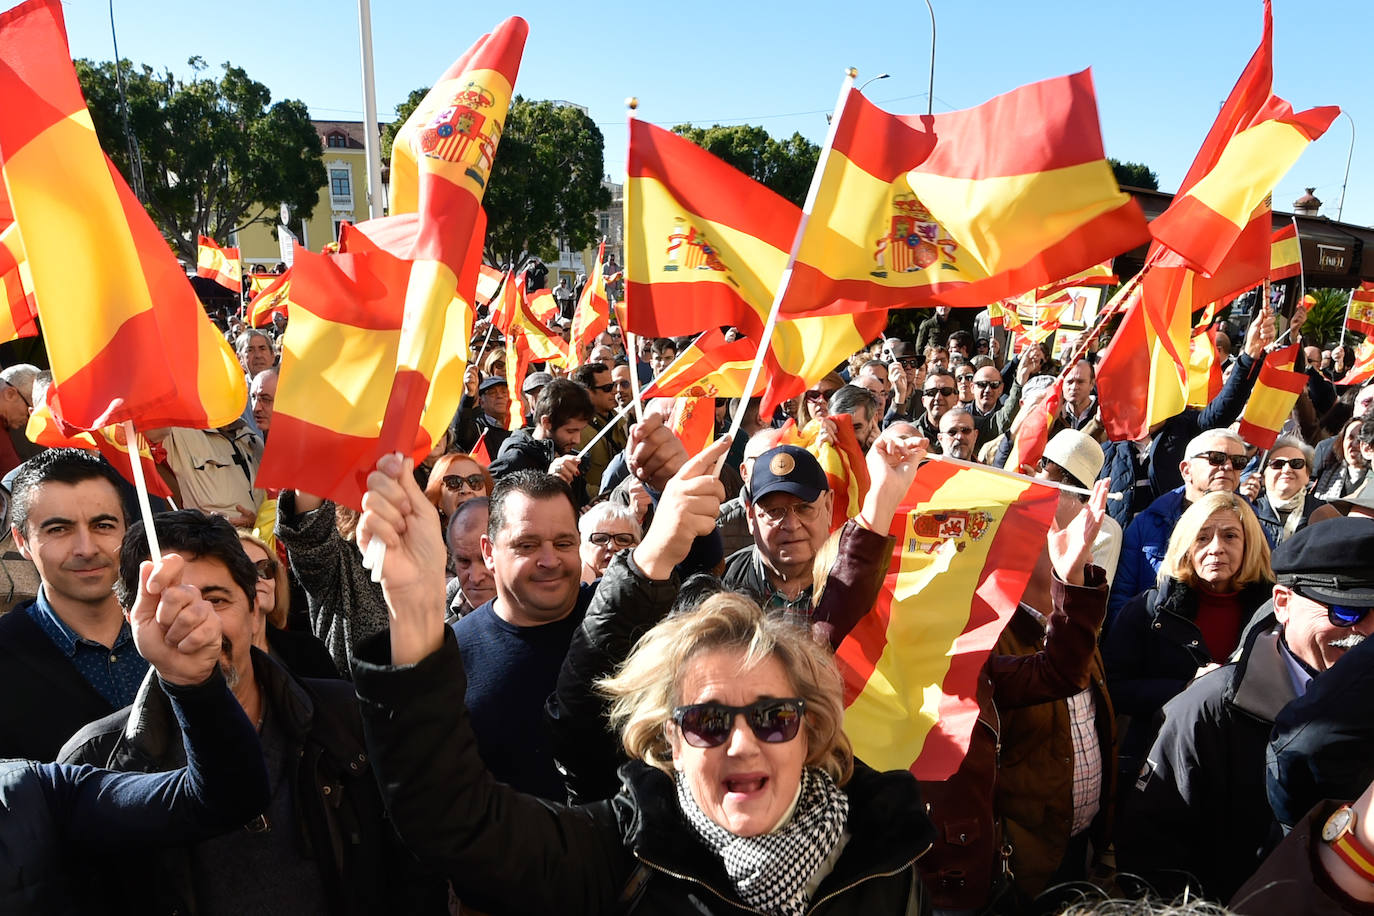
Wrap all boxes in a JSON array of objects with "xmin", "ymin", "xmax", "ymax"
[
  {"xmin": 1299, "ymin": 287, "xmax": 1352, "ymax": 346},
  {"xmin": 380, "ymin": 87, "xmax": 428, "ymax": 163},
  {"xmin": 76, "ymin": 57, "xmax": 325, "ymax": 262},
  {"xmin": 670, "ymin": 124, "xmax": 820, "ymax": 206},
  {"xmin": 1108, "ymin": 158, "xmax": 1159, "ymax": 191}
]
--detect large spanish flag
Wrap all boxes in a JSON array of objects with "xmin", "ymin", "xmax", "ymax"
[
  {"xmin": 1346, "ymin": 282, "xmax": 1374, "ymax": 338},
  {"xmin": 1270, "ymin": 223, "xmax": 1302, "ymax": 281},
  {"xmin": 836, "ymin": 461, "xmax": 1058, "ymax": 780},
  {"xmin": 0, "ymin": 0, "xmax": 245, "ymax": 432},
  {"xmin": 780, "ymin": 70, "xmax": 1148, "ymax": 316},
  {"xmin": 197, "ymin": 235, "xmax": 242, "ymax": 293},
  {"xmin": 376, "ymin": 17, "xmax": 526, "ymax": 458},
  {"xmin": 1236, "ymin": 345, "xmax": 1306, "ymax": 448},
  {"xmin": 0, "ymin": 180, "xmax": 38, "ymax": 342}
]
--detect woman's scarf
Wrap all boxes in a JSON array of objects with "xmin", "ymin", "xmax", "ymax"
[{"xmin": 675, "ymin": 766, "xmax": 848, "ymax": 916}]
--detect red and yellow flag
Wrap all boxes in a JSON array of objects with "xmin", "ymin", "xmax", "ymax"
[
  {"xmin": 569, "ymin": 241, "xmax": 609, "ymax": 368},
  {"xmin": 26, "ymin": 386, "xmax": 172, "ymax": 499},
  {"xmin": 1186, "ymin": 327, "xmax": 1223, "ymax": 409},
  {"xmin": 526, "ymin": 287, "xmax": 560, "ymax": 326},
  {"xmin": 0, "ymin": 180, "xmax": 38, "ymax": 342},
  {"xmin": 197, "ymin": 235, "xmax": 242, "ymax": 293},
  {"xmin": 666, "ymin": 395, "xmax": 715, "ymax": 455},
  {"xmin": 1005, "ymin": 378, "xmax": 1062, "ymax": 475},
  {"xmin": 777, "ymin": 416, "xmax": 870, "ymax": 532},
  {"xmin": 1034, "ymin": 258, "xmax": 1117, "ymax": 301},
  {"xmin": 0, "ymin": 0, "xmax": 245, "ymax": 432},
  {"xmin": 836, "ymin": 461, "xmax": 1059, "ymax": 780},
  {"xmin": 248, "ymin": 269, "xmax": 292, "ymax": 328},
  {"xmin": 1270, "ymin": 224, "xmax": 1302, "ymax": 281},
  {"xmin": 642, "ymin": 328, "xmax": 759, "ymax": 398},
  {"xmin": 1339, "ymin": 340, "xmax": 1374, "ymax": 387},
  {"xmin": 780, "ymin": 70, "xmax": 1148, "ymax": 316},
  {"xmin": 1346, "ymin": 282, "xmax": 1374, "ymax": 338},
  {"xmin": 375, "ymin": 17, "xmax": 526, "ymax": 459},
  {"xmin": 1237, "ymin": 344, "xmax": 1306, "ymax": 448},
  {"xmin": 476, "ymin": 263, "xmax": 503, "ymax": 308}
]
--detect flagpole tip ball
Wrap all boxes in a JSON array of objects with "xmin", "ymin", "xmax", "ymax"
[
  {"xmin": 626, "ymin": 97, "xmax": 639, "ymax": 110},
  {"xmin": 846, "ymin": 67, "xmax": 858, "ymax": 78}
]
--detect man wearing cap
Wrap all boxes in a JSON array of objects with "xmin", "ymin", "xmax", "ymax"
[
  {"xmin": 451, "ymin": 369, "xmax": 513, "ymax": 458},
  {"xmin": 722, "ymin": 444, "xmax": 835, "ymax": 629},
  {"xmin": 1118, "ymin": 517, "xmax": 1374, "ymax": 902},
  {"xmin": 520, "ymin": 371, "xmax": 553, "ymax": 426}
]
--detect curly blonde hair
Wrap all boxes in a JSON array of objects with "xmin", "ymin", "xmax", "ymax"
[{"xmin": 600, "ymin": 592, "xmax": 854, "ymax": 786}]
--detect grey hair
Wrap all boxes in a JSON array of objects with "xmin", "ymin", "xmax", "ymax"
[
  {"xmin": 1268, "ymin": 433, "xmax": 1314, "ymax": 467},
  {"xmin": 578, "ymin": 501, "xmax": 643, "ymax": 540},
  {"xmin": 1185, "ymin": 428, "xmax": 1246, "ymax": 458},
  {"xmin": 0, "ymin": 363, "xmax": 40, "ymax": 396}
]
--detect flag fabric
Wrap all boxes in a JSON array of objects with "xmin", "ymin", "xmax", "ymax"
[
  {"xmin": 248, "ymin": 269, "xmax": 292, "ymax": 328},
  {"xmin": 1346, "ymin": 283, "xmax": 1374, "ymax": 338},
  {"xmin": 476, "ymin": 263, "xmax": 503, "ymax": 307},
  {"xmin": 197, "ymin": 235, "xmax": 242, "ymax": 293},
  {"xmin": 1339, "ymin": 340, "xmax": 1374, "ymax": 387},
  {"xmin": 1005, "ymin": 378, "xmax": 1062, "ymax": 475},
  {"xmin": 1270, "ymin": 224, "xmax": 1302, "ymax": 281},
  {"xmin": 776, "ymin": 416, "xmax": 870, "ymax": 532},
  {"xmin": 255, "ymin": 223, "xmax": 468, "ymax": 510},
  {"xmin": 836, "ymin": 460, "xmax": 1059, "ymax": 780},
  {"xmin": 1236, "ymin": 345, "xmax": 1306, "ymax": 448},
  {"xmin": 1096, "ymin": 271, "xmax": 1195, "ymax": 439},
  {"xmin": 526, "ymin": 287, "xmax": 560, "ymax": 325},
  {"xmin": 1186, "ymin": 326, "xmax": 1223, "ymax": 409},
  {"xmin": 248, "ymin": 273, "xmax": 280, "ymax": 297},
  {"xmin": 468, "ymin": 436, "xmax": 491, "ymax": 467},
  {"xmin": 374, "ymin": 17, "xmax": 526, "ymax": 462},
  {"xmin": 780, "ymin": 69, "xmax": 1149, "ymax": 316},
  {"xmin": 26, "ymin": 386, "xmax": 173, "ymax": 499},
  {"xmin": 1035, "ymin": 259, "xmax": 1117, "ymax": 300},
  {"xmin": 642, "ymin": 328, "xmax": 759, "ymax": 398},
  {"xmin": 0, "ymin": 0, "xmax": 246, "ymax": 433},
  {"xmin": 569, "ymin": 240, "xmax": 609, "ymax": 368},
  {"xmin": 0, "ymin": 181, "xmax": 38, "ymax": 342},
  {"xmin": 488, "ymin": 270, "xmax": 519, "ymax": 335},
  {"xmin": 666, "ymin": 395, "xmax": 714, "ymax": 455}
]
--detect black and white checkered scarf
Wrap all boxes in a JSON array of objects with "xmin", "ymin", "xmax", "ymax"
[{"xmin": 675, "ymin": 767, "xmax": 848, "ymax": 916}]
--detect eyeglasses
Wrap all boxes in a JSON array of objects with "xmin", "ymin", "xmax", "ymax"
[
  {"xmin": 754, "ymin": 501, "xmax": 822, "ymax": 524},
  {"xmin": 941, "ymin": 425, "xmax": 975, "ymax": 436},
  {"xmin": 923, "ymin": 386, "xmax": 957, "ymax": 398},
  {"xmin": 804, "ymin": 388, "xmax": 832, "ymax": 401},
  {"xmin": 252, "ymin": 558, "xmax": 276, "ymax": 581},
  {"xmin": 1266, "ymin": 457, "xmax": 1307, "ymax": 471},
  {"xmin": 897, "ymin": 357, "xmax": 921, "ymax": 368},
  {"xmin": 588, "ymin": 531, "xmax": 638, "ymax": 548},
  {"xmin": 972, "ymin": 380, "xmax": 1002, "ymax": 390},
  {"xmin": 4, "ymin": 381, "xmax": 30, "ymax": 410},
  {"xmin": 443, "ymin": 473, "xmax": 486, "ymax": 492},
  {"xmin": 1191, "ymin": 450, "xmax": 1247, "ymax": 470},
  {"xmin": 1327, "ymin": 603, "xmax": 1372, "ymax": 628},
  {"xmin": 672, "ymin": 698, "xmax": 807, "ymax": 748},
  {"xmin": 588, "ymin": 382, "xmax": 616, "ymax": 393}
]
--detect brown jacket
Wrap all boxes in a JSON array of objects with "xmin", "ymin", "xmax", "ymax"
[{"xmin": 995, "ymin": 604, "xmax": 1117, "ymax": 899}]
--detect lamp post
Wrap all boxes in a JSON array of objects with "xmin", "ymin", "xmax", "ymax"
[
  {"xmin": 921, "ymin": 0, "xmax": 936, "ymax": 115},
  {"xmin": 859, "ymin": 73, "xmax": 890, "ymax": 95},
  {"xmin": 1336, "ymin": 110, "xmax": 1355, "ymax": 223}
]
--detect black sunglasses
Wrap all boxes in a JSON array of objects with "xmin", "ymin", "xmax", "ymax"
[
  {"xmin": 972, "ymin": 380, "xmax": 1002, "ymax": 390},
  {"xmin": 923, "ymin": 386, "xmax": 957, "ymax": 398},
  {"xmin": 671, "ymin": 697, "xmax": 807, "ymax": 748},
  {"xmin": 897, "ymin": 357, "xmax": 921, "ymax": 368},
  {"xmin": 1328, "ymin": 604, "xmax": 1373, "ymax": 628},
  {"xmin": 1192, "ymin": 450, "xmax": 1247, "ymax": 470},
  {"xmin": 253, "ymin": 558, "xmax": 276, "ymax": 581},
  {"xmin": 443, "ymin": 473, "xmax": 486, "ymax": 492},
  {"xmin": 588, "ymin": 382, "xmax": 616, "ymax": 393},
  {"xmin": 1266, "ymin": 457, "xmax": 1307, "ymax": 471}
]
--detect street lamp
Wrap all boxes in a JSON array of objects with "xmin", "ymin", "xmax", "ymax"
[
  {"xmin": 859, "ymin": 73, "xmax": 890, "ymax": 95},
  {"xmin": 921, "ymin": 0, "xmax": 936, "ymax": 116}
]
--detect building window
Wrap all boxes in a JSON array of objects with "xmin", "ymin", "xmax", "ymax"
[
  {"xmin": 327, "ymin": 132, "xmax": 348, "ymax": 148},
  {"xmin": 330, "ymin": 168, "xmax": 351, "ymax": 198},
  {"xmin": 599, "ymin": 214, "xmax": 610, "ymax": 235},
  {"xmin": 332, "ymin": 219, "xmax": 346, "ymax": 241}
]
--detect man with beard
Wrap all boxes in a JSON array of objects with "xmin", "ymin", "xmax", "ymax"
[
  {"xmin": 938, "ymin": 406, "xmax": 980, "ymax": 461},
  {"xmin": 1119, "ymin": 518, "xmax": 1374, "ymax": 903},
  {"xmin": 60, "ymin": 510, "xmax": 446, "ymax": 914},
  {"xmin": 0, "ymin": 449, "xmax": 143, "ymax": 760}
]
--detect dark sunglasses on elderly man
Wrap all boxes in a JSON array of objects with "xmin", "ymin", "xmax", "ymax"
[
  {"xmin": 672, "ymin": 697, "xmax": 807, "ymax": 748},
  {"xmin": 443, "ymin": 473, "xmax": 486, "ymax": 492},
  {"xmin": 1193, "ymin": 450, "xmax": 1247, "ymax": 470}
]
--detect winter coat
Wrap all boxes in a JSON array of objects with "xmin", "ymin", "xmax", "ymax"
[
  {"xmin": 1253, "ymin": 491, "xmax": 1326, "ymax": 546},
  {"xmin": 1107, "ymin": 486, "xmax": 1189, "ymax": 625},
  {"xmin": 352, "ymin": 628, "xmax": 936, "ymax": 915},
  {"xmin": 1230, "ymin": 800, "xmax": 1374, "ymax": 915}
]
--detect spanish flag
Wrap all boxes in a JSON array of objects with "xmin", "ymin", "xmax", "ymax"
[
  {"xmin": 569, "ymin": 241, "xmax": 609, "ymax": 368},
  {"xmin": 1186, "ymin": 327, "xmax": 1223, "ymax": 409},
  {"xmin": 526, "ymin": 287, "xmax": 561, "ymax": 326},
  {"xmin": 247, "ymin": 269, "xmax": 292, "ymax": 328},
  {"xmin": 0, "ymin": 0, "xmax": 245, "ymax": 432},
  {"xmin": 1270, "ymin": 224, "xmax": 1302, "ymax": 281},
  {"xmin": 1346, "ymin": 282, "xmax": 1374, "ymax": 338},
  {"xmin": 642, "ymin": 328, "xmax": 759, "ymax": 398},
  {"xmin": 255, "ymin": 222, "xmax": 459, "ymax": 510},
  {"xmin": 780, "ymin": 70, "xmax": 1148, "ymax": 316},
  {"xmin": 26, "ymin": 386, "xmax": 172, "ymax": 499},
  {"xmin": 476, "ymin": 263, "xmax": 503, "ymax": 308},
  {"xmin": 376, "ymin": 17, "xmax": 526, "ymax": 460},
  {"xmin": 777, "ymin": 416, "xmax": 870, "ymax": 532},
  {"xmin": 1339, "ymin": 340, "xmax": 1374, "ymax": 387},
  {"xmin": 197, "ymin": 235, "xmax": 242, "ymax": 293},
  {"xmin": 1005, "ymin": 378, "xmax": 1062, "ymax": 475},
  {"xmin": 836, "ymin": 461, "xmax": 1059, "ymax": 780},
  {"xmin": 1035, "ymin": 258, "xmax": 1117, "ymax": 301},
  {"xmin": 0, "ymin": 184, "xmax": 38, "ymax": 342},
  {"xmin": 1236, "ymin": 344, "xmax": 1306, "ymax": 449},
  {"xmin": 666, "ymin": 395, "xmax": 715, "ymax": 456}
]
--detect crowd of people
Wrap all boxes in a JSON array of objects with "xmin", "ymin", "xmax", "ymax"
[{"xmin": 0, "ymin": 291, "xmax": 1371, "ymax": 916}]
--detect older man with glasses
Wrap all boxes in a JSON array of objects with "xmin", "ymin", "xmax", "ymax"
[{"xmin": 1109, "ymin": 428, "xmax": 1252, "ymax": 624}]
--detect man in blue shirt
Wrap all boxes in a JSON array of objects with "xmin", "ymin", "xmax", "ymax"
[{"xmin": 0, "ymin": 448, "xmax": 145, "ymax": 760}]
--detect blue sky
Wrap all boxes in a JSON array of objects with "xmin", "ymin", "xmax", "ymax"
[{"xmin": 61, "ymin": 0, "xmax": 1369, "ymax": 226}]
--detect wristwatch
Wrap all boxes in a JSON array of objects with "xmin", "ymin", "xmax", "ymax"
[{"xmin": 1322, "ymin": 806, "xmax": 1374, "ymax": 882}]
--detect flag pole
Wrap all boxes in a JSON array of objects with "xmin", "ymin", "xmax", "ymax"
[
  {"xmin": 720, "ymin": 67, "xmax": 858, "ymax": 472},
  {"xmin": 575, "ymin": 331, "xmax": 706, "ymax": 460},
  {"xmin": 1340, "ymin": 287, "xmax": 1355, "ymax": 348},
  {"xmin": 623, "ymin": 98, "xmax": 648, "ymax": 426},
  {"xmin": 122, "ymin": 421, "xmax": 163, "ymax": 562},
  {"xmin": 356, "ymin": 0, "xmax": 385, "ymax": 220}
]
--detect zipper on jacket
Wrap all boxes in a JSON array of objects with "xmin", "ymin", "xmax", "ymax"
[
  {"xmin": 634, "ymin": 856, "xmax": 768, "ymax": 914},
  {"xmin": 804, "ymin": 843, "xmax": 933, "ymax": 912}
]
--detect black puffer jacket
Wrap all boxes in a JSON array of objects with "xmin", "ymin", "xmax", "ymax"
[{"xmin": 353, "ymin": 629, "xmax": 936, "ymax": 915}]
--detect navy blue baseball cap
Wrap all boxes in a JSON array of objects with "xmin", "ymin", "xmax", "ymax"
[
  {"xmin": 748, "ymin": 445, "xmax": 829, "ymax": 503},
  {"xmin": 478, "ymin": 375, "xmax": 508, "ymax": 393}
]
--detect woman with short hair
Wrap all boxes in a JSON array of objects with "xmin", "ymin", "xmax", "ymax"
[{"xmin": 1253, "ymin": 434, "xmax": 1324, "ymax": 544}]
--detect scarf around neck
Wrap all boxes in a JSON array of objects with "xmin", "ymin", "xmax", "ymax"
[{"xmin": 675, "ymin": 766, "xmax": 848, "ymax": 916}]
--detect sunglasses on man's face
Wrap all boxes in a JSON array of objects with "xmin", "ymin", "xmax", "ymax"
[
  {"xmin": 587, "ymin": 382, "xmax": 616, "ymax": 393},
  {"xmin": 1192, "ymin": 450, "xmax": 1247, "ymax": 470},
  {"xmin": 671, "ymin": 697, "xmax": 807, "ymax": 748},
  {"xmin": 1266, "ymin": 457, "xmax": 1307, "ymax": 472},
  {"xmin": 923, "ymin": 386, "xmax": 957, "ymax": 398},
  {"xmin": 972, "ymin": 380, "xmax": 1002, "ymax": 390},
  {"xmin": 443, "ymin": 473, "xmax": 486, "ymax": 492}
]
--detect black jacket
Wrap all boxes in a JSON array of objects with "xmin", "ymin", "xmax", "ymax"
[
  {"xmin": 59, "ymin": 649, "xmax": 444, "ymax": 915},
  {"xmin": 449, "ymin": 393, "xmax": 511, "ymax": 456},
  {"xmin": 1252, "ymin": 491, "xmax": 1326, "ymax": 546},
  {"xmin": 1118, "ymin": 627, "xmax": 1297, "ymax": 902},
  {"xmin": 353, "ymin": 629, "xmax": 935, "ymax": 915}
]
